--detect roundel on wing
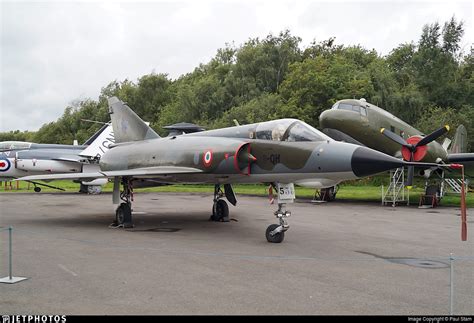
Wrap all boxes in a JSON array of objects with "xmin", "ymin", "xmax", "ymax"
[
  {"xmin": 203, "ymin": 150, "xmax": 213, "ymax": 168},
  {"xmin": 0, "ymin": 158, "xmax": 11, "ymax": 172}
]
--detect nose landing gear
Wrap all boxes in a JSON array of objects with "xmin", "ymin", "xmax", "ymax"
[{"xmin": 266, "ymin": 203, "xmax": 291, "ymax": 243}]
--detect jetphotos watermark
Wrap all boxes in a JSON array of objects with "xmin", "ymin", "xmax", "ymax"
[{"xmin": 1, "ymin": 316, "xmax": 66, "ymax": 323}]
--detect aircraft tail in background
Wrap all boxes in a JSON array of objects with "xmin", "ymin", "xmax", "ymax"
[
  {"xmin": 449, "ymin": 125, "xmax": 467, "ymax": 154},
  {"xmin": 79, "ymin": 124, "xmax": 115, "ymax": 159}
]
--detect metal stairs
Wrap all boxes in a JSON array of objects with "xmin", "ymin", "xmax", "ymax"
[
  {"xmin": 382, "ymin": 167, "xmax": 409, "ymax": 207},
  {"xmin": 444, "ymin": 178, "xmax": 467, "ymax": 195}
]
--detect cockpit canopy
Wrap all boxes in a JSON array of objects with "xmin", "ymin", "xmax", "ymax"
[
  {"xmin": 331, "ymin": 102, "xmax": 367, "ymax": 116},
  {"xmin": 255, "ymin": 119, "xmax": 331, "ymax": 142},
  {"xmin": 0, "ymin": 141, "xmax": 32, "ymax": 152}
]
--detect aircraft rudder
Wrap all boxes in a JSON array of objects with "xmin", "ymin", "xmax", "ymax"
[
  {"xmin": 83, "ymin": 123, "xmax": 109, "ymax": 146},
  {"xmin": 107, "ymin": 97, "xmax": 160, "ymax": 143},
  {"xmin": 450, "ymin": 125, "xmax": 467, "ymax": 153},
  {"xmin": 79, "ymin": 124, "xmax": 115, "ymax": 159}
]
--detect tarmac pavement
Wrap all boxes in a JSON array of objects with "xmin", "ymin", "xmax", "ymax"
[{"xmin": 0, "ymin": 192, "xmax": 472, "ymax": 315}]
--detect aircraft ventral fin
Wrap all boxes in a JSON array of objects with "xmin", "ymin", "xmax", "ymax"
[{"xmin": 15, "ymin": 166, "xmax": 203, "ymax": 182}]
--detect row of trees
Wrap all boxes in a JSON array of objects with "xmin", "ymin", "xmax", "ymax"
[{"xmin": 2, "ymin": 17, "xmax": 473, "ymax": 151}]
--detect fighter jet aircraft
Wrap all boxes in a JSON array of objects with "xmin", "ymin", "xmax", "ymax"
[
  {"xmin": 0, "ymin": 124, "xmax": 114, "ymax": 193},
  {"xmin": 319, "ymin": 99, "xmax": 474, "ymax": 194},
  {"xmin": 18, "ymin": 97, "xmax": 438, "ymax": 243}
]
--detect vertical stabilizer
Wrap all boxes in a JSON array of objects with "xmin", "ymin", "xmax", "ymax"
[
  {"xmin": 450, "ymin": 125, "xmax": 467, "ymax": 153},
  {"xmin": 79, "ymin": 124, "xmax": 115, "ymax": 159},
  {"xmin": 107, "ymin": 97, "xmax": 160, "ymax": 143}
]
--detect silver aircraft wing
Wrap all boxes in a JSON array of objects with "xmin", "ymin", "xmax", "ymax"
[
  {"xmin": 16, "ymin": 172, "xmax": 106, "ymax": 182},
  {"xmin": 16, "ymin": 166, "xmax": 203, "ymax": 182}
]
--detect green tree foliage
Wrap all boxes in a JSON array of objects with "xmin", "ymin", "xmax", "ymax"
[
  {"xmin": 280, "ymin": 45, "xmax": 377, "ymax": 126},
  {"xmin": 1, "ymin": 18, "xmax": 472, "ymax": 152},
  {"xmin": 0, "ymin": 130, "xmax": 35, "ymax": 142},
  {"xmin": 211, "ymin": 93, "xmax": 285, "ymax": 129},
  {"xmin": 414, "ymin": 106, "xmax": 474, "ymax": 150}
]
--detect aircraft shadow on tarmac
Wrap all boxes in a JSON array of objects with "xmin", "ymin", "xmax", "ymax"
[{"xmin": 20, "ymin": 210, "xmax": 246, "ymax": 234}]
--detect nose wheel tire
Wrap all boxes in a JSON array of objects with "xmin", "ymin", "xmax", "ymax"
[{"xmin": 266, "ymin": 224, "xmax": 285, "ymax": 243}]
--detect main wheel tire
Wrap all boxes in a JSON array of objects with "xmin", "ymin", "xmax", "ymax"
[
  {"xmin": 266, "ymin": 224, "xmax": 285, "ymax": 243},
  {"xmin": 321, "ymin": 186, "xmax": 336, "ymax": 201},
  {"xmin": 210, "ymin": 200, "xmax": 229, "ymax": 221},
  {"xmin": 34, "ymin": 186, "xmax": 41, "ymax": 193},
  {"xmin": 116, "ymin": 203, "xmax": 132, "ymax": 226}
]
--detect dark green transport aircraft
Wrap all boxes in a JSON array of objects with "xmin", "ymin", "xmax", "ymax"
[
  {"xmin": 19, "ymin": 98, "xmax": 436, "ymax": 243},
  {"xmin": 319, "ymin": 99, "xmax": 474, "ymax": 196}
]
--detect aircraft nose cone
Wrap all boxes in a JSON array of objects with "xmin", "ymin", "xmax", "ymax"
[
  {"xmin": 351, "ymin": 146, "xmax": 405, "ymax": 177},
  {"xmin": 318, "ymin": 110, "xmax": 335, "ymax": 129}
]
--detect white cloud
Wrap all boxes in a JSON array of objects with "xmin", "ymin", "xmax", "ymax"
[{"xmin": 0, "ymin": 0, "xmax": 472, "ymax": 132}]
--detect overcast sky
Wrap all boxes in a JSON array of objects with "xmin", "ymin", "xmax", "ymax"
[{"xmin": 1, "ymin": 0, "xmax": 472, "ymax": 132}]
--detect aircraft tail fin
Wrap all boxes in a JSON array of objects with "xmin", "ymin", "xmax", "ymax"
[
  {"xmin": 83, "ymin": 123, "xmax": 109, "ymax": 146},
  {"xmin": 449, "ymin": 125, "xmax": 467, "ymax": 153},
  {"xmin": 107, "ymin": 97, "xmax": 160, "ymax": 144},
  {"xmin": 79, "ymin": 124, "xmax": 115, "ymax": 159}
]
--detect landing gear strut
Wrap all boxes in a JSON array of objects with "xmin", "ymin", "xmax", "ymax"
[
  {"xmin": 266, "ymin": 203, "xmax": 291, "ymax": 243},
  {"xmin": 114, "ymin": 178, "xmax": 134, "ymax": 228},
  {"xmin": 320, "ymin": 186, "xmax": 338, "ymax": 202},
  {"xmin": 210, "ymin": 184, "xmax": 230, "ymax": 222}
]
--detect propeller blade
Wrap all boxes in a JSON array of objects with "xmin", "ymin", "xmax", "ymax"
[
  {"xmin": 416, "ymin": 125, "xmax": 450, "ymax": 147},
  {"xmin": 405, "ymin": 151, "xmax": 415, "ymax": 188},
  {"xmin": 405, "ymin": 166, "xmax": 414, "ymax": 188},
  {"xmin": 380, "ymin": 128, "xmax": 410, "ymax": 148}
]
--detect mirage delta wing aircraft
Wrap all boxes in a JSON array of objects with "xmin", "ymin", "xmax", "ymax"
[
  {"xmin": 319, "ymin": 99, "xmax": 474, "ymax": 197},
  {"xmin": 18, "ymin": 97, "xmax": 438, "ymax": 243}
]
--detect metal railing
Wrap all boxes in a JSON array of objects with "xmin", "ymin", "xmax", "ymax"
[{"xmin": 382, "ymin": 167, "xmax": 409, "ymax": 206}]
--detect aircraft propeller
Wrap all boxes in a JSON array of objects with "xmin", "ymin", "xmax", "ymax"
[{"xmin": 380, "ymin": 125, "xmax": 450, "ymax": 187}]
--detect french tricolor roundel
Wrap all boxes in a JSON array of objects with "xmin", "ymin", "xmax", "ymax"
[
  {"xmin": 203, "ymin": 150, "xmax": 213, "ymax": 168},
  {"xmin": 0, "ymin": 158, "xmax": 11, "ymax": 172}
]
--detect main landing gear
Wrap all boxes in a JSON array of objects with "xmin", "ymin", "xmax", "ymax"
[
  {"xmin": 114, "ymin": 177, "xmax": 134, "ymax": 228},
  {"xmin": 265, "ymin": 203, "xmax": 291, "ymax": 243},
  {"xmin": 210, "ymin": 184, "xmax": 237, "ymax": 222}
]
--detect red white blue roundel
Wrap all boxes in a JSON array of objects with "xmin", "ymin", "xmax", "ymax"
[
  {"xmin": 203, "ymin": 150, "xmax": 213, "ymax": 168},
  {"xmin": 0, "ymin": 158, "xmax": 11, "ymax": 172}
]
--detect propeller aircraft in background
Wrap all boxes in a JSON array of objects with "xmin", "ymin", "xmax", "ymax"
[{"xmin": 319, "ymin": 99, "xmax": 474, "ymax": 198}]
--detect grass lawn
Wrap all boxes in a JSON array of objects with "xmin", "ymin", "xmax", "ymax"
[{"xmin": 2, "ymin": 180, "xmax": 473, "ymax": 208}]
